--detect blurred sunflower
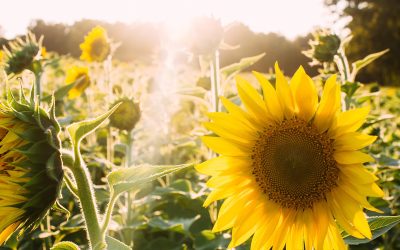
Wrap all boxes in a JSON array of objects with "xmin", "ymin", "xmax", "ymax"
[
  {"xmin": 0, "ymin": 92, "xmax": 63, "ymax": 244},
  {"xmin": 2, "ymin": 32, "xmax": 43, "ymax": 75},
  {"xmin": 109, "ymin": 97, "xmax": 141, "ymax": 131},
  {"xmin": 197, "ymin": 63, "xmax": 383, "ymax": 249},
  {"xmin": 80, "ymin": 26, "xmax": 110, "ymax": 62},
  {"xmin": 65, "ymin": 66, "xmax": 91, "ymax": 99}
]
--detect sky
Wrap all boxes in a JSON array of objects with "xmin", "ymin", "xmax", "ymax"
[{"xmin": 0, "ymin": 0, "xmax": 336, "ymax": 39}]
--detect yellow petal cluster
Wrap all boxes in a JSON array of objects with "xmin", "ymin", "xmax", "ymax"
[{"xmin": 197, "ymin": 63, "xmax": 383, "ymax": 249}]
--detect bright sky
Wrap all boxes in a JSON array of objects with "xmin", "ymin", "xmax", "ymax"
[{"xmin": 0, "ymin": 0, "xmax": 333, "ymax": 39}]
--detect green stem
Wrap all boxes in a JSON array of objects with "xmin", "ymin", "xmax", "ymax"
[
  {"xmin": 125, "ymin": 131, "xmax": 134, "ymax": 246},
  {"xmin": 69, "ymin": 146, "xmax": 104, "ymax": 249},
  {"xmin": 64, "ymin": 174, "xmax": 79, "ymax": 198},
  {"xmin": 101, "ymin": 192, "xmax": 118, "ymax": 235},
  {"xmin": 337, "ymin": 50, "xmax": 350, "ymax": 82},
  {"xmin": 34, "ymin": 72, "xmax": 42, "ymax": 100},
  {"xmin": 210, "ymin": 50, "xmax": 221, "ymax": 112}
]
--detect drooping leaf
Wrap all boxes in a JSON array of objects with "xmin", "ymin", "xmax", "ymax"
[
  {"xmin": 343, "ymin": 215, "xmax": 400, "ymax": 245},
  {"xmin": 107, "ymin": 163, "xmax": 193, "ymax": 197}
]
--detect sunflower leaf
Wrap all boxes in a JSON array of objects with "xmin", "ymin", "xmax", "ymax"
[
  {"xmin": 50, "ymin": 241, "xmax": 81, "ymax": 250},
  {"xmin": 107, "ymin": 163, "xmax": 193, "ymax": 197},
  {"xmin": 41, "ymin": 81, "xmax": 77, "ymax": 102},
  {"xmin": 343, "ymin": 215, "xmax": 400, "ymax": 245},
  {"xmin": 220, "ymin": 53, "xmax": 265, "ymax": 76},
  {"xmin": 67, "ymin": 102, "xmax": 121, "ymax": 147},
  {"xmin": 105, "ymin": 236, "xmax": 131, "ymax": 250},
  {"xmin": 351, "ymin": 49, "xmax": 389, "ymax": 79}
]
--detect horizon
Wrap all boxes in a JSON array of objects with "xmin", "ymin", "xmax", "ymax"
[{"xmin": 0, "ymin": 0, "xmax": 340, "ymax": 40}]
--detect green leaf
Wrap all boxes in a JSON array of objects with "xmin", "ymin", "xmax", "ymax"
[
  {"xmin": 105, "ymin": 236, "xmax": 131, "ymax": 250},
  {"xmin": 50, "ymin": 241, "xmax": 81, "ymax": 250},
  {"xmin": 220, "ymin": 53, "xmax": 265, "ymax": 76},
  {"xmin": 351, "ymin": 49, "xmax": 389, "ymax": 78},
  {"xmin": 67, "ymin": 103, "xmax": 120, "ymax": 147},
  {"xmin": 343, "ymin": 215, "xmax": 400, "ymax": 245},
  {"xmin": 41, "ymin": 81, "xmax": 77, "ymax": 102},
  {"xmin": 107, "ymin": 163, "xmax": 193, "ymax": 196}
]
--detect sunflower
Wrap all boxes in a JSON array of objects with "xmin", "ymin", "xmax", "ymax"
[
  {"xmin": 80, "ymin": 26, "xmax": 110, "ymax": 62},
  {"xmin": 65, "ymin": 66, "xmax": 91, "ymax": 99},
  {"xmin": 109, "ymin": 97, "xmax": 141, "ymax": 131},
  {"xmin": 196, "ymin": 63, "xmax": 383, "ymax": 249},
  {"xmin": 0, "ymin": 91, "xmax": 63, "ymax": 244},
  {"xmin": 2, "ymin": 32, "xmax": 42, "ymax": 75}
]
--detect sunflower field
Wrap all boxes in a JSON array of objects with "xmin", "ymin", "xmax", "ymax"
[{"xmin": 0, "ymin": 19, "xmax": 399, "ymax": 250}]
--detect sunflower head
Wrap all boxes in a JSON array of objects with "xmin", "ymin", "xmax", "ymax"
[
  {"xmin": 188, "ymin": 17, "xmax": 224, "ymax": 55},
  {"xmin": 109, "ymin": 97, "xmax": 141, "ymax": 131},
  {"xmin": 304, "ymin": 29, "xmax": 341, "ymax": 64},
  {"xmin": 80, "ymin": 26, "xmax": 111, "ymax": 62},
  {"xmin": 0, "ymin": 89, "xmax": 63, "ymax": 244},
  {"xmin": 2, "ymin": 32, "xmax": 43, "ymax": 75},
  {"xmin": 197, "ymin": 63, "xmax": 383, "ymax": 249},
  {"xmin": 65, "ymin": 66, "xmax": 91, "ymax": 99}
]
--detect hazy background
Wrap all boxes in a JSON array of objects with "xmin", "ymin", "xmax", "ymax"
[{"xmin": 1, "ymin": 0, "xmax": 399, "ymax": 85}]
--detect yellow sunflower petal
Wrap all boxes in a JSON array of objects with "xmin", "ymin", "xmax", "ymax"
[
  {"xmin": 195, "ymin": 156, "xmax": 250, "ymax": 176},
  {"xmin": 213, "ymin": 188, "xmax": 257, "ymax": 232},
  {"xmin": 203, "ymin": 122, "xmax": 252, "ymax": 145},
  {"xmin": 0, "ymin": 222, "xmax": 19, "ymax": 245},
  {"xmin": 229, "ymin": 202, "xmax": 264, "ymax": 248},
  {"xmin": 313, "ymin": 74, "xmax": 341, "ymax": 132},
  {"xmin": 336, "ymin": 182, "xmax": 382, "ymax": 213},
  {"xmin": 290, "ymin": 66, "xmax": 318, "ymax": 121},
  {"xmin": 220, "ymin": 96, "xmax": 258, "ymax": 129},
  {"xmin": 334, "ymin": 151, "xmax": 375, "ymax": 164},
  {"xmin": 313, "ymin": 202, "xmax": 331, "ymax": 250},
  {"xmin": 327, "ymin": 192, "xmax": 366, "ymax": 239},
  {"xmin": 329, "ymin": 106, "xmax": 370, "ymax": 137},
  {"xmin": 334, "ymin": 132, "xmax": 377, "ymax": 151},
  {"xmin": 275, "ymin": 62, "xmax": 295, "ymax": 119},
  {"xmin": 333, "ymin": 190, "xmax": 372, "ymax": 239},
  {"xmin": 236, "ymin": 76, "xmax": 270, "ymax": 124},
  {"xmin": 201, "ymin": 136, "xmax": 249, "ymax": 156},
  {"xmin": 253, "ymin": 71, "xmax": 284, "ymax": 122},
  {"xmin": 340, "ymin": 164, "xmax": 378, "ymax": 184}
]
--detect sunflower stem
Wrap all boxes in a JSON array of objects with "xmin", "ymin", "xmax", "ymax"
[
  {"xmin": 69, "ymin": 146, "xmax": 105, "ymax": 250},
  {"xmin": 34, "ymin": 71, "xmax": 42, "ymax": 100},
  {"xmin": 125, "ymin": 131, "xmax": 134, "ymax": 246},
  {"xmin": 210, "ymin": 50, "xmax": 221, "ymax": 112},
  {"xmin": 100, "ymin": 191, "xmax": 117, "ymax": 235}
]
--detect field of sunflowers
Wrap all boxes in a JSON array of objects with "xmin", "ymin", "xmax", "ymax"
[{"xmin": 0, "ymin": 24, "xmax": 399, "ymax": 250}]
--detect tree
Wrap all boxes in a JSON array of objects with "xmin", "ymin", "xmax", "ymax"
[{"xmin": 325, "ymin": 0, "xmax": 400, "ymax": 85}]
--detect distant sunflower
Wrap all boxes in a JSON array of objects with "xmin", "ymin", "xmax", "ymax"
[
  {"xmin": 80, "ymin": 26, "xmax": 110, "ymax": 62},
  {"xmin": 197, "ymin": 63, "xmax": 383, "ymax": 249},
  {"xmin": 65, "ymin": 66, "xmax": 91, "ymax": 99},
  {"xmin": 0, "ymin": 91, "xmax": 63, "ymax": 244}
]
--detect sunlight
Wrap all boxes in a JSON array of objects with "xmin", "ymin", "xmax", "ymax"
[{"xmin": 0, "ymin": 0, "xmax": 328, "ymax": 39}]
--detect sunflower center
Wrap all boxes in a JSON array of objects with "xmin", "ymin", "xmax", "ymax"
[{"xmin": 251, "ymin": 117, "xmax": 339, "ymax": 210}]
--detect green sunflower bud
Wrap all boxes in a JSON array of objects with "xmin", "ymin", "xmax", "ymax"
[
  {"xmin": 2, "ymin": 32, "xmax": 43, "ymax": 75},
  {"xmin": 304, "ymin": 30, "xmax": 341, "ymax": 64},
  {"xmin": 0, "ymin": 89, "xmax": 63, "ymax": 244},
  {"xmin": 109, "ymin": 98, "xmax": 141, "ymax": 131}
]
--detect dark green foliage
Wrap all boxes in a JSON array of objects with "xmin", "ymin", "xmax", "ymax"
[{"xmin": 325, "ymin": 0, "xmax": 400, "ymax": 85}]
